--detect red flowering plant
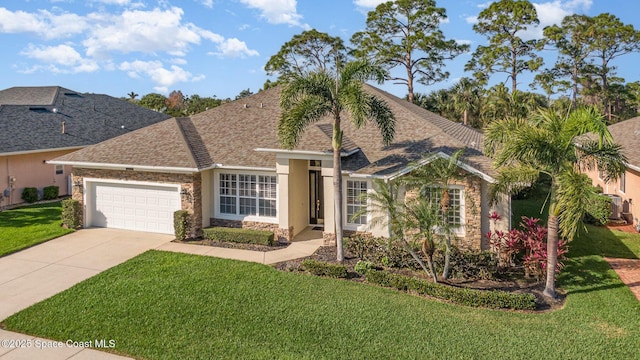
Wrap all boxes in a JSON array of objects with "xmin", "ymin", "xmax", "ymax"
[{"xmin": 486, "ymin": 214, "xmax": 568, "ymax": 279}]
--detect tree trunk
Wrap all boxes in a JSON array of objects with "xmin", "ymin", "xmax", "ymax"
[
  {"xmin": 543, "ymin": 215, "xmax": 559, "ymax": 299},
  {"xmin": 401, "ymin": 237, "xmax": 434, "ymax": 281},
  {"xmin": 406, "ymin": 52, "xmax": 414, "ymax": 104},
  {"xmin": 463, "ymin": 109, "xmax": 468, "ymax": 126},
  {"xmin": 333, "ymin": 118, "xmax": 344, "ymax": 262}
]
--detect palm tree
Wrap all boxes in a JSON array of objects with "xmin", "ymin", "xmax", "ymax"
[
  {"xmin": 403, "ymin": 149, "xmax": 469, "ymax": 280},
  {"xmin": 127, "ymin": 91, "xmax": 138, "ymax": 100},
  {"xmin": 278, "ymin": 60, "xmax": 396, "ymax": 262},
  {"xmin": 451, "ymin": 78, "xmax": 480, "ymax": 126},
  {"xmin": 484, "ymin": 107, "xmax": 626, "ymax": 298}
]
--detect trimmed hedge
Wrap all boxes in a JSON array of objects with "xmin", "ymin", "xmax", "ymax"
[
  {"xmin": 43, "ymin": 186, "xmax": 59, "ymax": 200},
  {"xmin": 173, "ymin": 210, "xmax": 190, "ymax": 241},
  {"xmin": 365, "ymin": 269, "xmax": 536, "ymax": 310},
  {"xmin": 203, "ymin": 227, "xmax": 274, "ymax": 246},
  {"xmin": 21, "ymin": 187, "xmax": 38, "ymax": 203},
  {"xmin": 300, "ymin": 259, "xmax": 348, "ymax": 279},
  {"xmin": 61, "ymin": 199, "xmax": 82, "ymax": 229}
]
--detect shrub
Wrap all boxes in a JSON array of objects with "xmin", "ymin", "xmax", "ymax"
[
  {"xmin": 354, "ymin": 260, "xmax": 375, "ymax": 275},
  {"xmin": 43, "ymin": 186, "xmax": 59, "ymax": 200},
  {"xmin": 365, "ymin": 269, "xmax": 536, "ymax": 310},
  {"xmin": 21, "ymin": 187, "xmax": 38, "ymax": 203},
  {"xmin": 584, "ymin": 194, "xmax": 611, "ymax": 226},
  {"xmin": 203, "ymin": 227, "xmax": 274, "ymax": 246},
  {"xmin": 61, "ymin": 199, "xmax": 82, "ymax": 229},
  {"xmin": 173, "ymin": 210, "xmax": 191, "ymax": 241},
  {"xmin": 345, "ymin": 235, "xmax": 420, "ymax": 270},
  {"xmin": 300, "ymin": 259, "xmax": 348, "ymax": 278},
  {"xmin": 433, "ymin": 247, "xmax": 498, "ymax": 280}
]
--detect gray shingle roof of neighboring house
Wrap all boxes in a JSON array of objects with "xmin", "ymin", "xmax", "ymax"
[
  {"xmin": 606, "ymin": 116, "xmax": 640, "ymax": 169},
  {"xmin": 0, "ymin": 86, "xmax": 171, "ymax": 154},
  {"xmin": 54, "ymin": 84, "xmax": 496, "ymax": 179}
]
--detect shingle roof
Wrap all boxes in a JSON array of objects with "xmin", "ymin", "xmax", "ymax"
[
  {"xmin": 0, "ymin": 86, "xmax": 171, "ymax": 154},
  {"xmin": 54, "ymin": 84, "xmax": 496, "ymax": 178},
  {"xmin": 606, "ymin": 116, "xmax": 640, "ymax": 168}
]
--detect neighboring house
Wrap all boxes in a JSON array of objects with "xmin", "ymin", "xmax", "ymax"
[
  {"xmin": 51, "ymin": 85, "xmax": 510, "ymax": 250},
  {"xmin": 584, "ymin": 116, "xmax": 640, "ymax": 226},
  {"xmin": 0, "ymin": 86, "xmax": 170, "ymax": 207}
]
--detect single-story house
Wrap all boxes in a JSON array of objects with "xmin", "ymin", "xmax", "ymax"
[
  {"xmin": 0, "ymin": 86, "xmax": 170, "ymax": 206},
  {"xmin": 584, "ymin": 116, "xmax": 640, "ymax": 225},
  {"xmin": 50, "ymin": 85, "xmax": 510, "ymax": 250}
]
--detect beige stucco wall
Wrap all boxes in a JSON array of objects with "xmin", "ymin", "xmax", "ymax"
[
  {"xmin": 0, "ymin": 149, "xmax": 75, "ymax": 207},
  {"xmin": 288, "ymin": 159, "xmax": 309, "ymax": 237},
  {"xmin": 481, "ymin": 180, "xmax": 510, "ymax": 249},
  {"xmin": 585, "ymin": 167, "xmax": 640, "ymax": 225}
]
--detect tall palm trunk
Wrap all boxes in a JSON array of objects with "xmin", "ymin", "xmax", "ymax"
[
  {"xmin": 333, "ymin": 117, "xmax": 344, "ymax": 262},
  {"xmin": 543, "ymin": 215, "xmax": 559, "ymax": 298}
]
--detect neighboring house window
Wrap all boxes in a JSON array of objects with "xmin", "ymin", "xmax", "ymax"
[
  {"xmin": 217, "ymin": 173, "xmax": 277, "ymax": 219},
  {"xmin": 620, "ymin": 172, "xmax": 626, "ymax": 193},
  {"xmin": 55, "ymin": 165, "xmax": 64, "ymax": 175},
  {"xmin": 425, "ymin": 187, "xmax": 464, "ymax": 228},
  {"xmin": 346, "ymin": 180, "xmax": 368, "ymax": 225}
]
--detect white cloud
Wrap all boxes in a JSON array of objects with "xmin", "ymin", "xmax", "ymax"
[
  {"xmin": 239, "ymin": 0, "xmax": 307, "ymax": 28},
  {"xmin": 0, "ymin": 7, "xmax": 88, "ymax": 39},
  {"xmin": 353, "ymin": 0, "xmax": 386, "ymax": 8},
  {"xmin": 465, "ymin": 15, "xmax": 478, "ymax": 24},
  {"xmin": 214, "ymin": 38, "xmax": 260, "ymax": 58},
  {"xmin": 20, "ymin": 44, "xmax": 99, "ymax": 73},
  {"xmin": 455, "ymin": 39, "xmax": 472, "ymax": 46},
  {"xmin": 520, "ymin": 0, "xmax": 593, "ymax": 39},
  {"xmin": 200, "ymin": 0, "xmax": 214, "ymax": 8},
  {"xmin": 119, "ymin": 60, "xmax": 201, "ymax": 93}
]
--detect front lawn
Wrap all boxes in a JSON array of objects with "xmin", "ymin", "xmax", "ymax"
[
  {"xmin": 3, "ymin": 241, "xmax": 639, "ymax": 359},
  {"xmin": 0, "ymin": 201, "xmax": 73, "ymax": 257}
]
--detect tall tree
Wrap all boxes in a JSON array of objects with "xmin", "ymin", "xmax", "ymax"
[
  {"xmin": 127, "ymin": 91, "xmax": 139, "ymax": 100},
  {"xmin": 235, "ymin": 88, "xmax": 253, "ymax": 100},
  {"xmin": 265, "ymin": 29, "xmax": 346, "ymax": 81},
  {"xmin": 138, "ymin": 93, "xmax": 167, "ymax": 112},
  {"xmin": 484, "ymin": 107, "xmax": 626, "ymax": 298},
  {"xmin": 585, "ymin": 13, "xmax": 640, "ymax": 121},
  {"xmin": 466, "ymin": 0, "xmax": 543, "ymax": 93},
  {"xmin": 350, "ymin": 0, "xmax": 467, "ymax": 104},
  {"xmin": 543, "ymin": 14, "xmax": 592, "ymax": 107},
  {"xmin": 278, "ymin": 60, "xmax": 396, "ymax": 262},
  {"xmin": 451, "ymin": 78, "xmax": 482, "ymax": 126}
]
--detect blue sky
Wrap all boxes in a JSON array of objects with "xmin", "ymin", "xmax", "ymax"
[{"xmin": 1, "ymin": 0, "xmax": 639, "ymax": 100}]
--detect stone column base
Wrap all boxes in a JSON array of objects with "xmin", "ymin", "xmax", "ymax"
[{"xmin": 322, "ymin": 232, "xmax": 336, "ymax": 246}]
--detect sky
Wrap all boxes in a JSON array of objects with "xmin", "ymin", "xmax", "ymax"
[{"xmin": 1, "ymin": 0, "xmax": 640, "ymax": 100}]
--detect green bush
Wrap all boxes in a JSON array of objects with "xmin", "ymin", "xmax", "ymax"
[
  {"xmin": 584, "ymin": 194, "xmax": 612, "ymax": 226},
  {"xmin": 21, "ymin": 187, "xmax": 38, "ymax": 203},
  {"xmin": 61, "ymin": 199, "xmax": 82, "ymax": 229},
  {"xmin": 345, "ymin": 235, "xmax": 420, "ymax": 269},
  {"xmin": 433, "ymin": 247, "xmax": 498, "ymax": 280},
  {"xmin": 173, "ymin": 210, "xmax": 191, "ymax": 241},
  {"xmin": 300, "ymin": 259, "xmax": 348, "ymax": 278},
  {"xmin": 354, "ymin": 260, "xmax": 375, "ymax": 275},
  {"xmin": 365, "ymin": 269, "xmax": 536, "ymax": 310},
  {"xmin": 203, "ymin": 227, "xmax": 274, "ymax": 246},
  {"xmin": 43, "ymin": 186, "xmax": 59, "ymax": 200}
]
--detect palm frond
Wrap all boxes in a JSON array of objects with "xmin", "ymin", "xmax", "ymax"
[
  {"xmin": 483, "ymin": 117, "xmax": 527, "ymax": 158},
  {"xmin": 555, "ymin": 170, "xmax": 599, "ymax": 240},
  {"xmin": 488, "ymin": 165, "xmax": 540, "ymax": 205},
  {"xmin": 577, "ymin": 140, "xmax": 627, "ymax": 182},
  {"xmin": 278, "ymin": 94, "xmax": 332, "ymax": 149}
]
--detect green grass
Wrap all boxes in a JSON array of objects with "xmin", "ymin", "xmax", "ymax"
[
  {"xmin": 3, "ymin": 243, "xmax": 639, "ymax": 359},
  {"xmin": 0, "ymin": 201, "xmax": 73, "ymax": 257}
]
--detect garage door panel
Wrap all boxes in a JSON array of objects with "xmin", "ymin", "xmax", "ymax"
[{"xmin": 90, "ymin": 182, "xmax": 181, "ymax": 234}]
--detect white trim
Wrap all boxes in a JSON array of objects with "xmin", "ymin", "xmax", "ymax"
[
  {"xmin": 344, "ymin": 178, "xmax": 370, "ymax": 232},
  {"xmin": 209, "ymin": 164, "xmax": 276, "ymax": 172},
  {"xmin": 47, "ymin": 160, "xmax": 198, "ymax": 174},
  {"xmin": 255, "ymin": 147, "xmax": 360, "ymax": 157},
  {"xmin": 212, "ymin": 169, "xmax": 279, "ymax": 224},
  {"xmin": 627, "ymin": 163, "xmax": 640, "ymax": 173},
  {"xmin": 385, "ymin": 152, "xmax": 496, "ymax": 183},
  {"xmin": 619, "ymin": 172, "xmax": 626, "ymax": 194},
  {"xmin": 0, "ymin": 146, "xmax": 84, "ymax": 157},
  {"xmin": 425, "ymin": 185, "xmax": 466, "ymax": 236}
]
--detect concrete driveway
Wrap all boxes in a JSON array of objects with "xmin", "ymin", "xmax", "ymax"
[{"xmin": 0, "ymin": 228, "xmax": 173, "ymax": 320}]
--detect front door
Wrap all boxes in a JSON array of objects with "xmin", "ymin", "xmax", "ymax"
[{"xmin": 309, "ymin": 170, "xmax": 324, "ymax": 225}]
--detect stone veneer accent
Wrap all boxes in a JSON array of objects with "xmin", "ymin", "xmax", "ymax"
[
  {"xmin": 71, "ymin": 168, "xmax": 202, "ymax": 238},
  {"xmin": 210, "ymin": 218, "xmax": 293, "ymax": 243}
]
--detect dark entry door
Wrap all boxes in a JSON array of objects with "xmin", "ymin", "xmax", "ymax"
[{"xmin": 309, "ymin": 170, "xmax": 324, "ymax": 225}]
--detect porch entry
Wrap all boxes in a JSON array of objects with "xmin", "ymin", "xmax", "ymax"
[{"xmin": 309, "ymin": 165, "xmax": 324, "ymax": 227}]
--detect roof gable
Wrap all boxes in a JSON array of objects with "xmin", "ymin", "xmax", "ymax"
[{"xmin": 607, "ymin": 116, "xmax": 640, "ymax": 168}]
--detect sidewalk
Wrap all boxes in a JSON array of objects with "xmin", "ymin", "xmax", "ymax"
[{"xmin": 605, "ymin": 257, "xmax": 640, "ymax": 301}]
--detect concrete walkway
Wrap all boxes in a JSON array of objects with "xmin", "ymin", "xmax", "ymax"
[
  {"xmin": 0, "ymin": 227, "xmax": 323, "ymax": 359},
  {"xmin": 605, "ymin": 257, "xmax": 640, "ymax": 302}
]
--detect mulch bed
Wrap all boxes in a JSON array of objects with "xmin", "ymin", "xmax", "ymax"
[
  {"xmin": 271, "ymin": 245, "xmax": 566, "ymax": 312},
  {"xmin": 173, "ymin": 238, "xmax": 290, "ymax": 252}
]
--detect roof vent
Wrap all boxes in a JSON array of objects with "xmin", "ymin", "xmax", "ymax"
[
  {"xmin": 259, "ymin": 103, "xmax": 263, "ymax": 108},
  {"xmin": 61, "ymin": 121, "xmax": 65, "ymax": 134},
  {"xmin": 52, "ymin": 107, "xmax": 58, "ymax": 113},
  {"xmin": 29, "ymin": 107, "xmax": 48, "ymax": 112},
  {"xmin": 243, "ymin": 104, "xmax": 248, "ymax": 109}
]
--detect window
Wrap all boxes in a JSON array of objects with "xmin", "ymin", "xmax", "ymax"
[
  {"xmin": 55, "ymin": 165, "xmax": 64, "ymax": 175},
  {"xmin": 620, "ymin": 172, "xmax": 626, "ymax": 193},
  {"xmin": 218, "ymin": 173, "xmax": 277, "ymax": 218},
  {"xmin": 346, "ymin": 180, "xmax": 368, "ymax": 225},
  {"xmin": 425, "ymin": 187, "xmax": 464, "ymax": 227}
]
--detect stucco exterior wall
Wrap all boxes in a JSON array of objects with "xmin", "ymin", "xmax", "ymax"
[
  {"xmin": 0, "ymin": 149, "xmax": 75, "ymax": 207},
  {"xmin": 71, "ymin": 168, "xmax": 201, "ymax": 237},
  {"xmin": 585, "ymin": 167, "xmax": 640, "ymax": 226}
]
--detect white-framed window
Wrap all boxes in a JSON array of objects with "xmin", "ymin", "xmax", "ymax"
[
  {"xmin": 346, "ymin": 179, "xmax": 368, "ymax": 227},
  {"xmin": 620, "ymin": 172, "xmax": 626, "ymax": 193},
  {"xmin": 215, "ymin": 172, "xmax": 277, "ymax": 221},
  {"xmin": 424, "ymin": 186, "xmax": 465, "ymax": 230},
  {"xmin": 55, "ymin": 164, "xmax": 64, "ymax": 175}
]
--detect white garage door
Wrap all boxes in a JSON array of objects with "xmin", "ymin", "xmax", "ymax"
[{"xmin": 90, "ymin": 182, "xmax": 181, "ymax": 234}]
